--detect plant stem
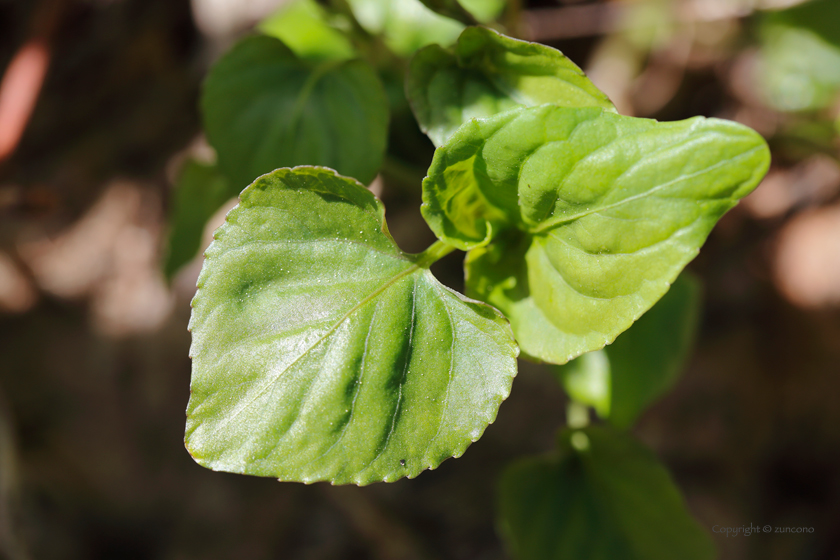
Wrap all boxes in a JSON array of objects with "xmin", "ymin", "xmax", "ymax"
[{"xmin": 414, "ymin": 240, "xmax": 456, "ymax": 268}]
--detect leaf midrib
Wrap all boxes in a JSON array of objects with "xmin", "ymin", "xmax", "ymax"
[
  {"xmin": 203, "ymin": 253, "xmax": 421, "ymax": 438},
  {"xmin": 528, "ymin": 145, "xmax": 763, "ymax": 235}
]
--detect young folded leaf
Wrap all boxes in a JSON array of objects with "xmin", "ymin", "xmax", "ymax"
[
  {"xmin": 497, "ymin": 427, "xmax": 715, "ymax": 560},
  {"xmin": 186, "ymin": 167, "xmax": 518, "ymax": 485},
  {"xmin": 555, "ymin": 272, "xmax": 702, "ymax": 429},
  {"xmin": 423, "ymin": 105, "xmax": 770, "ymax": 363},
  {"xmin": 202, "ymin": 35, "xmax": 388, "ymax": 190},
  {"xmin": 407, "ymin": 26, "xmax": 615, "ymax": 146}
]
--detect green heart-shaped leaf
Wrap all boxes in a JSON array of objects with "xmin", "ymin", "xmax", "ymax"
[
  {"xmin": 186, "ymin": 167, "xmax": 518, "ymax": 485},
  {"xmin": 407, "ymin": 27, "xmax": 615, "ymax": 146},
  {"xmin": 555, "ymin": 272, "xmax": 701, "ymax": 428},
  {"xmin": 423, "ymin": 105, "xmax": 769, "ymax": 363},
  {"xmin": 201, "ymin": 35, "xmax": 388, "ymax": 191},
  {"xmin": 497, "ymin": 427, "xmax": 715, "ymax": 560}
]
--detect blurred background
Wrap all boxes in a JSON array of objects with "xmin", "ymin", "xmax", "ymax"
[{"xmin": 1, "ymin": 0, "xmax": 840, "ymax": 558}]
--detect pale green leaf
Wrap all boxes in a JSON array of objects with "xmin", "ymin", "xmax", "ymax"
[
  {"xmin": 259, "ymin": 0, "xmax": 356, "ymax": 61},
  {"xmin": 757, "ymin": 0, "xmax": 840, "ymax": 112},
  {"xmin": 497, "ymin": 427, "xmax": 715, "ymax": 560},
  {"xmin": 423, "ymin": 105, "xmax": 769, "ymax": 363},
  {"xmin": 407, "ymin": 27, "xmax": 615, "ymax": 146},
  {"xmin": 416, "ymin": 0, "xmax": 477, "ymax": 25},
  {"xmin": 555, "ymin": 273, "xmax": 701, "ymax": 428},
  {"xmin": 458, "ymin": 0, "xmax": 506, "ymax": 23},
  {"xmin": 186, "ymin": 167, "xmax": 518, "ymax": 485},
  {"xmin": 201, "ymin": 35, "xmax": 388, "ymax": 191},
  {"xmin": 163, "ymin": 160, "xmax": 234, "ymax": 280},
  {"xmin": 347, "ymin": 0, "xmax": 464, "ymax": 56}
]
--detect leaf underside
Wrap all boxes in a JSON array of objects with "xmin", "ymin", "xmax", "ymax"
[
  {"xmin": 422, "ymin": 104, "xmax": 769, "ymax": 364},
  {"xmin": 186, "ymin": 167, "xmax": 517, "ymax": 485}
]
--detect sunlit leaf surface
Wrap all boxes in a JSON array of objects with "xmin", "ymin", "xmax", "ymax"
[
  {"xmin": 422, "ymin": 105, "xmax": 769, "ymax": 363},
  {"xmin": 408, "ymin": 27, "xmax": 615, "ymax": 146},
  {"xmin": 186, "ymin": 167, "xmax": 518, "ymax": 485}
]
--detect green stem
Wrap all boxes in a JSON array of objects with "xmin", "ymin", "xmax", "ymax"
[{"xmin": 414, "ymin": 240, "xmax": 457, "ymax": 268}]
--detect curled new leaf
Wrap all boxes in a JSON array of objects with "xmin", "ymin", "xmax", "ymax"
[
  {"xmin": 186, "ymin": 167, "xmax": 518, "ymax": 485},
  {"xmin": 423, "ymin": 105, "xmax": 770, "ymax": 363},
  {"xmin": 407, "ymin": 27, "xmax": 615, "ymax": 146},
  {"xmin": 201, "ymin": 35, "xmax": 388, "ymax": 190}
]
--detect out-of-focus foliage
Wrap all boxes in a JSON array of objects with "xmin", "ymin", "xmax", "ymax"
[
  {"xmin": 347, "ymin": 0, "xmax": 465, "ymax": 55},
  {"xmin": 757, "ymin": 0, "xmax": 840, "ymax": 112},
  {"xmin": 416, "ymin": 0, "xmax": 506, "ymax": 24},
  {"xmin": 201, "ymin": 35, "xmax": 389, "ymax": 190},
  {"xmin": 164, "ymin": 160, "xmax": 231, "ymax": 280},
  {"xmin": 258, "ymin": 0, "xmax": 356, "ymax": 61},
  {"xmin": 498, "ymin": 427, "xmax": 715, "ymax": 560},
  {"xmin": 555, "ymin": 273, "xmax": 701, "ymax": 429}
]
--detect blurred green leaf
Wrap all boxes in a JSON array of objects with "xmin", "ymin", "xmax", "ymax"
[
  {"xmin": 416, "ymin": 0, "xmax": 473, "ymax": 23},
  {"xmin": 458, "ymin": 0, "xmax": 506, "ymax": 23},
  {"xmin": 258, "ymin": 0, "xmax": 356, "ymax": 61},
  {"xmin": 202, "ymin": 35, "xmax": 389, "ymax": 190},
  {"xmin": 347, "ymin": 0, "xmax": 464, "ymax": 56},
  {"xmin": 163, "ymin": 160, "xmax": 233, "ymax": 280},
  {"xmin": 186, "ymin": 167, "xmax": 518, "ymax": 485},
  {"xmin": 555, "ymin": 273, "xmax": 701, "ymax": 428},
  {"xmin": 408, "ymin": 26, "xmax": 615, "ymax": 146},
  {"xmin": 497, "ymin": 426, "xmax": 715, "ymax": 560},
  {"xmin": 758, "ymin": 0, "xmax": 840, "ymax": 111},
  {"xmin": 421, "ymin": 105, "xmax": 769, "ymax": 363},
  {"xmin": 764, "ymin": 0, "xmax": 840, "ymax": 48},
  {"xmin": 415, "ymin": 0, "xmax": 478, "ymax": 25}
]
